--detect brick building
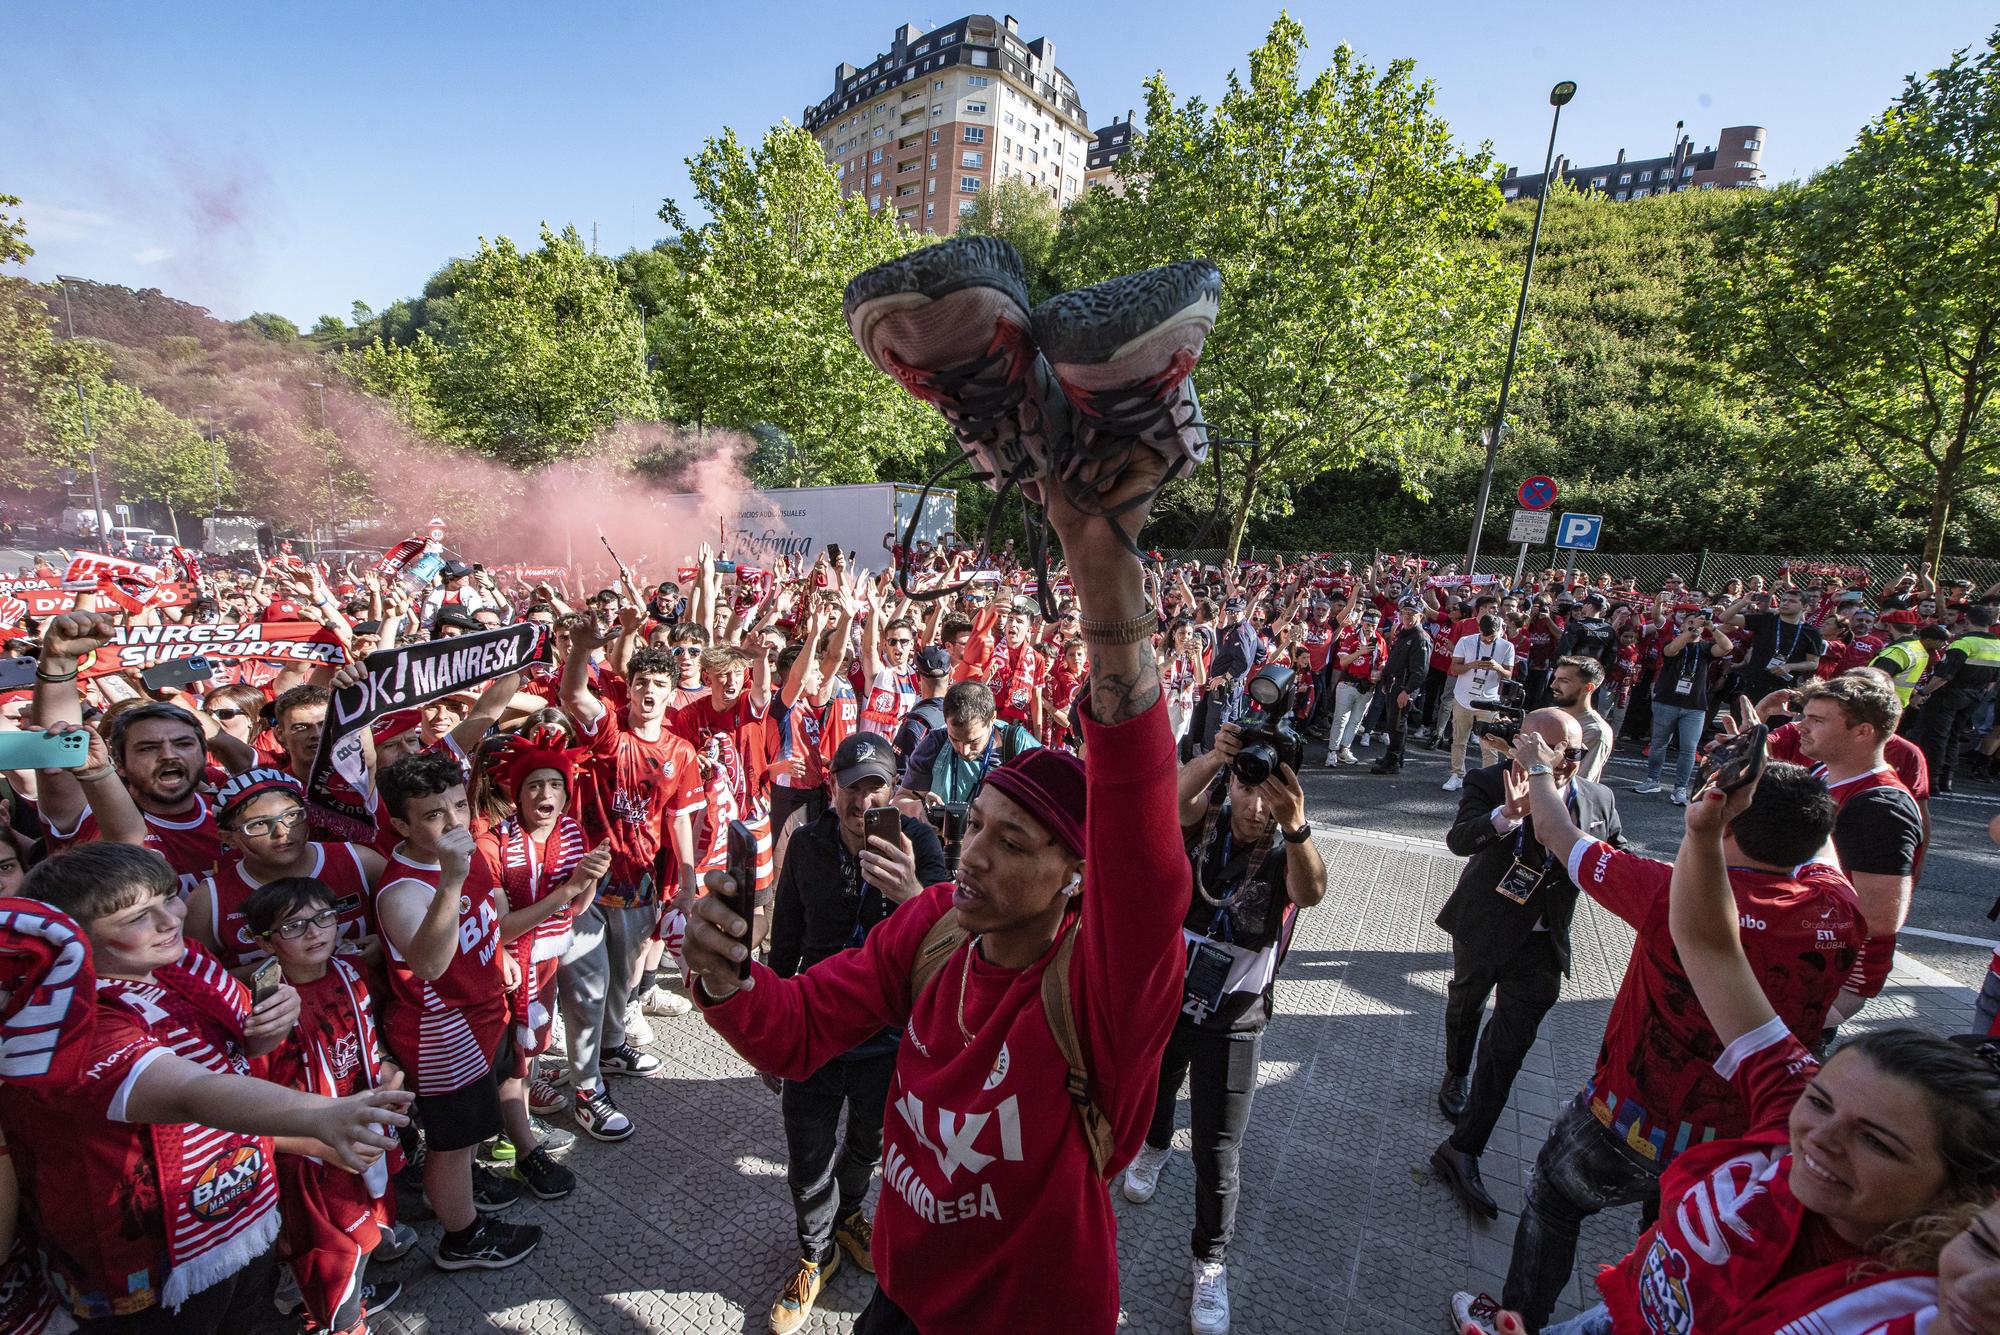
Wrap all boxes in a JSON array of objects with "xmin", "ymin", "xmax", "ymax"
[
  {"xmin": 804, "ymin": 14, "xmax": 1093, "ymax": 235},
  {"xmin": 1500, "ymin": 124, "xmax": 1768, "ymax": 202}
]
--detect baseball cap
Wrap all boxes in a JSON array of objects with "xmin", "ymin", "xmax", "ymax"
[
  {"xmin": 441, "ymin": 560, "xmax": 474, "ymax": 579},
  {"xmin": 215, "ymin": 767, "xmax": 304, "ymax": 825},
  {"xmin": 431, "ymin": 605, "xmax": 481, "ymax": 634},
  {"xmin": 914, "ymin": 645, "xmax": 951, "ymax": 678},
  {"xmin": 830, "ymin": 732, "xmax": 897, "ymax": 790},
  {"xmin": 263, "ymin": 599, "xmax": 307, "ymax": 622}
]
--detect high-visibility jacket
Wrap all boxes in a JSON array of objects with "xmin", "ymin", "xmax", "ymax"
[
  {"xmin": 1936, "ymin": 630, "xmax": 2000, "ymax": 697},
  {"xmin": 1872, "ymin": 638, "xmax": 1931, "ymax": 704}
]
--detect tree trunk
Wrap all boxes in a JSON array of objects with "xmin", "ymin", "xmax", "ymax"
[
  {"xmin": 1924, "ymin": 436, "xmax": 1964, "ymax": 571},
  {"xmin": 1225, "ymin": 457, "xmax": 1261, "ymax": 564}
]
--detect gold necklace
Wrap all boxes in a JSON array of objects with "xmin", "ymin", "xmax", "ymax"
[{"xmin": 956, "ymin": 934, "xmax": 982, "ymax": 1046}]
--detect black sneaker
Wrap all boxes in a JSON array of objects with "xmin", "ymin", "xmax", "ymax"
[
  {"xmin": 472, "ymin": 1166, "xmax": 524, "ymax": 1215},
  {"xmin": 1030, "ymin": 260, "xmax": 1221, "ymax": 481},
  {"xmin": 844, "ymin": 236, "xmax": 1049, "ymax": 495},
  {"xmin": 372, "ymin": 1220, "xmax": 420, "ymax": 1263},
  {"xmin": 600, "ymin": 1042, "xmax": 661, "ymax": 1075},
  {"xmin": 512, "ymin": 1145, "xmax": 577, "ymax": 1201},
  {"xmin": 361, "ymin": 1277, "xmax": 403, "ymax": 1315},
  {"xmin": 434, "ymin": 1217, "xmax": 542, "ymax": 1271}
]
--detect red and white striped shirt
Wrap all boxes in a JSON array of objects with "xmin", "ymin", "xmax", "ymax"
[{"xmin": 374, "ymin": 848, "xmax": 506, "ymax": 1096}]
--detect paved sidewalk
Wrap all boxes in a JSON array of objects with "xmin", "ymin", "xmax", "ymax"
[{"xmin": 349, "ymin": 832, "xmax": 1980, "ymax": 1334}]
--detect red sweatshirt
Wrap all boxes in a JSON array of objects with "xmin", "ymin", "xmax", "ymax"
[{"xmin": 702, "ymin": 699, "xmax": 1189, "ymax": 1334}]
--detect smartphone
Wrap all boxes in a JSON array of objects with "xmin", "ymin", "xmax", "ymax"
[
  {"xmin": 140, "ymin": 656, "xmax": 214, "ymax": 692},
  {"xmin": 722, "ymin": 819, "xmax": 758, "ymax": 981},
  {"xmin": 1693, "ymin": 724, "xmax": 1768, "ymax": 800},
  {"xmin": 249, "ymin": 956, "xmax": 285, "ymax": 1007},
  {"xmin": 0, "ymin": 658, "xmax": 35, "ymax": 692},
  {"xmin": 864, "ymin": 805, "xmax": 901, "ymax": 861},
  {"xmin": 825, "ymin": 543, "xmax": 842, "ymax": 564},
  {"xmin": 0, "ymin": 729, "xmax": 90, "ymax": 770}
]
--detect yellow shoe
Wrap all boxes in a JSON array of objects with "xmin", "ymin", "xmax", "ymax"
[
  {"xmin": 768, "ymin": 1252, "xmax": 839, "ymax": 1335},
  {"xmin": 835, "ymin": 1209, "xmax": 876, "ymax": 1274}
]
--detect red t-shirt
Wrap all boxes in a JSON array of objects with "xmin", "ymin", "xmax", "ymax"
[
  {"xmin": 984, "ymin": 640, "xmax": 1046, "ymax": 725},
  {"xmin": 672, "ymin": 693, "xmax": 778, "ymax": 809},
  {"xmin": 1566, "ymin": 840, "xmax": 1860, "ymax": 1162},
  {"xmin": 201, "ymin": 842, "xmax": 377, "ymax": 969},
  {"xmin": 45, "ymin": 795, "xmax": 221, "ymax": 899},
  {"xmin": 1300, "ymin": 623, "xmax": 1336, "ymax": 674},
  {"xmin": 1766, "ymin": 725, "xmax": 1930, "ymax": 803},
  {"xmin": 374, "ymin": 847, "xmax": 507, "ymax": 1096},
  {"xmin": 571, "ymin": 709, "xmax": 704, "ymax": 906},
  {"xmin": 1818, "ymin": 633, "xmax": 1886, "ymax": 679}
]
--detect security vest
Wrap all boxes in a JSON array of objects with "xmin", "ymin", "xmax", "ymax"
[
  {"xmin": 1873, "ymin": 638, "xmax": 1930, "ymax": 704},
  {"xmin": 1940, "ymin": 630, "xmax": 2000, "ymax": 696}
]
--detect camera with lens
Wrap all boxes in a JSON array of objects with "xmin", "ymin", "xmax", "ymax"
[
  {"xmin": 1232, "ymin": 664, "xmax": 1304, "ymax": 786},
  {"xmin": 926, "ymin": 800, "xmax": 969, "ymax": 875},
  {"xmin": 1469, "ymin": 679, "xmax": 1528, "ymax": 746}
]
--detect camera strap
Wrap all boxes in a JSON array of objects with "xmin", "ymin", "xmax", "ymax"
[{"xmin": 1191, "ymin": 798, "xmax": 1276, "ymax": 918}]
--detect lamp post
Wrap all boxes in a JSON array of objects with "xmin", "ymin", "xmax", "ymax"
[
  {"xmin": 1464, "ymin": 80, "xmax": 1576, "ymax": 574},
  {"xmin": 307, "ymin": 381, "xmax": 334, "ymax": 554},
  {"xmin": 195, "ymin": 403, "xmax": 218, "ymax": 551},
  {"xmin": 54, "ymin": 276, "xmax": 111, "ymax": 551}
]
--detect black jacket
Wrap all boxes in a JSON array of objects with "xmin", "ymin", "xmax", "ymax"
[
  {"xmin": 769, "ymin": 807, "xmax": 949, "ymax": 979},
  {"xmin": 1382, "ymin": 624, "xmax": 1431, "ymax": 696},
  {"xmin": 1435, "ymin": 761, "xmax": 1621, "ymax": 976}
]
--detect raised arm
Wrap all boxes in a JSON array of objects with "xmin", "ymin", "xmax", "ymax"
[{"xmin": 1668, "ymin": 778, "xmax": 1777, "ymax": 1047}]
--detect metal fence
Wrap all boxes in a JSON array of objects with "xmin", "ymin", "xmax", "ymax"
[{"xmin": 1171, "ymin": 548, "xmax": 2000, "ymax": 594}]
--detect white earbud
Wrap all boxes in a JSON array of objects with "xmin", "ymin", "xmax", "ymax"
[{"xmin": 1064, "ymin": 873, "xmax": 1082, "ymax": 896}]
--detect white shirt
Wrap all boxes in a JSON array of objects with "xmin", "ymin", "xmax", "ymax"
[{"xmin": 1451, "ymin": 632, "xmax": 1517, "ymax": 708}]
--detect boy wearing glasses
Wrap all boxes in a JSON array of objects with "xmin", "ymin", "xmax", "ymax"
[
  {"xmin": 245, "ymin": 875, "xmax": 417, "ymax": 1332},
  {"xmin": 191, "ymin": 768, "xmax": 385, "ymax": 973}
]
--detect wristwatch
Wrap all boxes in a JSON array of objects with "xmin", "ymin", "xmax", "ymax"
[
  {"xmin": 1281, "ymin": 823, "xmax": 1313, "ymax": 843},
  {"xmin": 1526, "ymin": 763, "xmax": 1554, "ymax": 777}
]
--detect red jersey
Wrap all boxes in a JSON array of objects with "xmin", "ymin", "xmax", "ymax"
[
  {"xmin": 984, "ymin": 640, "xmax": 1046, "ymax": 725},
  {"xmin": 1767, "ymin": 725, "xmax": 1931, "ymax": 803},
  {"xmin": 859, "ymin": 668, "xmax": 918, "ymax": 736},
  {"xmin": 200, "ymin": 842, "xmax": 376, "ymax": 969},
  {"xmin": 1818, "ymin": 633, "xmax": 1885, "ymax": 679},
  {"xmin": 1566, "ymin": 839, "xmax": 1860, "ymax": 1162},
  {"xmin": 1596, "ymin": 1018, "xmax": 1912, "ymax": 1335},
  {"xmin": 1300, "ymin": 623, "xmax": 1335, "ymax": 675},
  {"xmin": 45, "ymin": 794, "xmax": 220, "ymax": 898},
  {"xmin": 672, "ymin": 693, "xmax": 778, "ymax": 809},
  {"xmin": 571, "ymin": 710, "xmax": 704, "ymax": 907},
  {"xmin": 1334, "ymin": 626, "xmax": 1386, "ymax": 684},
  {"xmin": 374, "ymin": 848, "xmax": 506, "ymax": 1096},
  {"xmin": 704, "ymin": 701, "xmax": 1189, "ymax": 1335}
]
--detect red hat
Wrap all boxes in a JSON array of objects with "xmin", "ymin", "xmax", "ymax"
[
  {"xmin": 980, "ymin": 747, "xmax": 1086, "ymax": 858},
  {"xmin": 491, "ymin": 725, "xmax": 575, "ymax": 804},
  {"xmin": 1879, "ymin": 609, "xmax": 1922, "ymax": 626},
  {"xmin": 372, "ymin": 710, "xmax": 421, "ymax": 744},
  {"xmin": 215, "ymin": 766, "xmax": 304, "ymax": 825},
  {"xmin": 264, "ymin": 599, "xmax": 307, "ymax": 622}
]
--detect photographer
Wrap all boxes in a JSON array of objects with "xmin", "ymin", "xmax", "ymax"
[
  {"xmin": 1122, "ymin": 711, "xmax": 1325, "ymax": 1334},
  {"xmin": 1634, "ymin": 606, "xmax": 1734, "ymax": 804},
  {"xmin": 1432, "ymin": 709, "xmax": 1620, "ymax": 1221},
  {"xmin": 896, "ymin": 681, "xmax": 1039, "ymax": 807},
  {"xmin": 1442, "ymin": 611, "xmax": 1517, "ymax": 791},
  {"xmin": 765, "ymin": 733, "xmax": 947, "ymax": 1333}
]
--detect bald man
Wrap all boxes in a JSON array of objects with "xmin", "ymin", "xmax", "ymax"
[{"xmin": 1430, "ymin": 708, "xmax": 1622, "ymax": 1220}]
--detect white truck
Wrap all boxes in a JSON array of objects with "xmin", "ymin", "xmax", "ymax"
[{"xmin": 681, "ymin": 483, "xmax": 956, "ymax": 568}]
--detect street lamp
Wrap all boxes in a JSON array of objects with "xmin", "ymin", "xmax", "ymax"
[
  {"xmin": 54, "ymin": 275, "xmax": 111, "ymax": 550},
  {"xmin": 1464, "ymin": 80, "xmax": 1576, "ymax": 574},
  {"xmin": 307, "ymin": 381, "xmax": 335, "ymax": 554}
]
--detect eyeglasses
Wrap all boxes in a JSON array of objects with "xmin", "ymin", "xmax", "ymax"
[
  {"xmin": 265, "ymin": 908, "xmax": 339, "ymax": 940},
  {"xmin": 238, "ymin": 807, "xmax": 307, "ymax": 839},
  {"xmin": 207, "ymin": 707, "xmax": 246, "ymax": 721},
  {"xmin": 887, "ymin": 638, "xmax": 914, "ymax": 647},
  {"xmin": 670, "ymin": 646, "xmax": 702, "ymax": 657}
]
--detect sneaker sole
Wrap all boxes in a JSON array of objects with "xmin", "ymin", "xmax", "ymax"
[
  {"xmin": 514, "ymin": 1173, "xmax": 576, "ymax": 1201},
  {"xmin": 844, "ymin": 235, "xmax": 1031, "ymax": 355},
  {"xmin": 434, "ymin": 1239, "xmax": 540, "ymax": 1271},
  {"xmin": 472, "ymin": 1196, "xmax": 520, "ymax": 1216},
  {"xmin": 1030, "ymin": 260, "xmax": 1220, "ymax": 369},
  {"xmin": 600, "ymin": 1062, "xmax": 660, "ymax": 1077},
  {"xmin": 1121, "ymin": 1179, "xmax": 1158, "ymax": 1203},
  {"xmin": 575, "ymin": 1115, "xmax": 636, "ymax": 1143}
]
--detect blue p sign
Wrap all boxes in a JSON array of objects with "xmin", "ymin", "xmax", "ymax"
[{"xmin": 1555, "ymin": 513, "xmax": 1602, "ymax": 551}]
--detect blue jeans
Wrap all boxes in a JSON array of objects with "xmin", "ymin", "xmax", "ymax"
[
  {"xmin": 1646, "ymin": 701, "xmax": 1704, "ymax": 790},
  {"xmin": 1542, "ymin": 1303, "xmax": 1614, "ymax": 1335}
]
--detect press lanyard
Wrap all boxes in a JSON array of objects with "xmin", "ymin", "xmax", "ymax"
[
  {"xmin": 1513, "ymin": 785, "xmax": 1579, "ymax": 871},
  {"xmin": 1775, "ymin": 618, "xmax": 1803, "ymax": 662}
]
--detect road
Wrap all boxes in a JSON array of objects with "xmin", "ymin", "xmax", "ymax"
[{"xmin": 1296, "ymin": 721, "xmax": 2000, "ymax": 996}]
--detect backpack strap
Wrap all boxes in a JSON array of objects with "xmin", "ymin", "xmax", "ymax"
[
  {"xmin": 909, "ymin": 908, "xmax": 970, "ymax": 1000},
  {"xmin": 1040, "ymin": 916, "xmax": 1116, "ymax": 1181}
]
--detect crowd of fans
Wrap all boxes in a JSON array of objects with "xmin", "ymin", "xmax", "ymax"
[{"xmin": 0, "ymin": 232, "xmax": 1996, "ymax": 1335}]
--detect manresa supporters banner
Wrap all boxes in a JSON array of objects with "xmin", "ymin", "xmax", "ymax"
[
  {"xmin": 75, "ymin": 622, "xmax": 347, "ymax": 677},
  {"xmin": 304, "ymin": 622, "xmax": 549, "ymax": 839}
]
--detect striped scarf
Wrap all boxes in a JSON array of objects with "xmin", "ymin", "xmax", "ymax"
[
  {"xmin": 494, "ymin": 814, "xmax": 589, "ymax": 963},
  {"xmin": 97, "ymin": 947, "xmax": 279, "ymax": 1311}
]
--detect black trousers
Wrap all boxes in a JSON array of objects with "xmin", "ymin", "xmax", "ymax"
[
  {"xmin": 1444, "ymin": 932, "xmax": 1562, "ymax": 1157},
  {"xmin": 1143, "ymin": 1023, "xmax": 1264, "ymax": 1262},
  {"xmin": 1421, "ymin": 666, "xmax": 1450, "ymax": 731},
  {"xmin": 1382, "ymin": 685, "xmax": 1412, "ymax": 762},
  {"xmin": 781, "ymin": 1048, "xmax": 898, "ymax": 1263},
  {"xmin": 1917, "ymin": 689, "xmax": 1979, "ymax": 786},
  {"xmin": 855, "ymin": 1285, "xmax": 923, "ymax": 1334},
  {"xmin": 77, "ymin": 1246, "xmax": 279, "ymax": 1333}
]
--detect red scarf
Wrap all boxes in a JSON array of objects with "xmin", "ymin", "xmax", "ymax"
[
  {"xmin": 494, "ymin": 813, "xmax": 588, "ymax": 963},
  {"xmin": 97, "ymin": 947, "xmax": 280, "ymax": 1310},
  {"xmin": 280, "ymin": 958, "xmax": 399, "ymax": 1197},
  {"xmin": 0, "ymin": 899, "xmax": 96, "ymax": 1087}
]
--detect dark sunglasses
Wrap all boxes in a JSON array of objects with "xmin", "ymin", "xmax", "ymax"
[
  {"xmin": 207, "ymin": 707, "xmax": 247, "ymax": 721},
  {"xmin": 669, "ymin": 646, "xmax": 702, "ymax": 657}
]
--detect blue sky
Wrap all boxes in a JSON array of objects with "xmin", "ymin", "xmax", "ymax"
[{"xmin": 8, "ymin": 2, "xmax": 1992, "ymax": 325}]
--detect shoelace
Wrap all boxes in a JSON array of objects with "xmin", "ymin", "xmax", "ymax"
[
  {"xmin": 901, "ymin": 335, "xmax": 1031, "ymax": 452},
  {"xmin": 780, "ymin": 1261, "xmax": 822, "ymax": 1306}
]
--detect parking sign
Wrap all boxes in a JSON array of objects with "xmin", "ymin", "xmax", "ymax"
[{"xmin": 1555, "ymin": 513, "xmax": 1602, "ymax": 551}]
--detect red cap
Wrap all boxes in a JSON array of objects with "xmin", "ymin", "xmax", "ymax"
[
  {"xmin": 1879, "ymin": 609, "xmax": 1922, "ymax": 626},
  {"xmin": 372, "ymin": 710, "xmax": 421, "ymax": 743},
  {"xmin": 264, "ymin": 599, "xmax": 307, "ymax": 622}
]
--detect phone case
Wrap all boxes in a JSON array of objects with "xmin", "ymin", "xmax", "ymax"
[{"xmin": 0, "ymin": 729, "xmax": 90, "ymax": 769}]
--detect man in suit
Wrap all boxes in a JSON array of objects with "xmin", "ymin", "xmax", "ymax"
[{"xmin": 1431, "ymin": 708, "xmax": 1621, "ymax": 1219}]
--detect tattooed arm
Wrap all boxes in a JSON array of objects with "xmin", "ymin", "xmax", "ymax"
[{"xmin": 1044, "ymin": 454, "xmax": 1166, "ymax": 724}]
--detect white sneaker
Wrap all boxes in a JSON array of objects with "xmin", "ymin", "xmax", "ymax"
[
  {"xmin": 1670, "ymin": 787, "xmax": 1689, "ymax": 806},
  {"xmin": 1190, "ymin": 1259, "xmax": 1231, "ymax": 1335},
  {"xmin": 1450, "ymin": 1290, "xmax": 1502, "ymax": 1335},
  {"xmin": 1336, "ymin": 748, "xmax": 1357, "ymax": 766},
  {"xmin": 1358, "ymin": 732, "xmax": 1375, "ymax": 747},
  {"xmin": 1121, "ymin": 1142, "xmax": 1171, "ymax": 1203},
  {"xmin": 1633, "ymin": 780, "xmax": 1664, "ymax": 795},
  {"xmin": 1442, "ymin": 774, "xmax": 1464, "ymax": 792},
  {"xmin": 624, "ymin": 1006, "xmax": 656, "ymax": 1047},
  {"xmin": 643, "ymin": 985, "xmax": 694, "ymax": 1017}
]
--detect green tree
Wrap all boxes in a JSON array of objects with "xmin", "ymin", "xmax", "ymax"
[
  {"xmin": 1051, "ymin": 16, "xmax": 1522, "ymax": 559},
  {"xmin": 312, "ymin": 314, "xmax": 345, "ymax": 336},
  {"xmin": 355, "ymin": 225, "xmax": 656, "ymax": 468},
  {"xmin": 241, "ymin": 312, "xmax": 299, "ymax": 342},
  {"xmin": 640, "ymin": 124, "xmax": 947, "ymax": 485},
  {"xmin": 958, "ymin": 176, "xmax": 1062, "ymax": 301},
  {"xmin": 1691, "ymin": 25, "xmax": 2000, "ymax": 566}
]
